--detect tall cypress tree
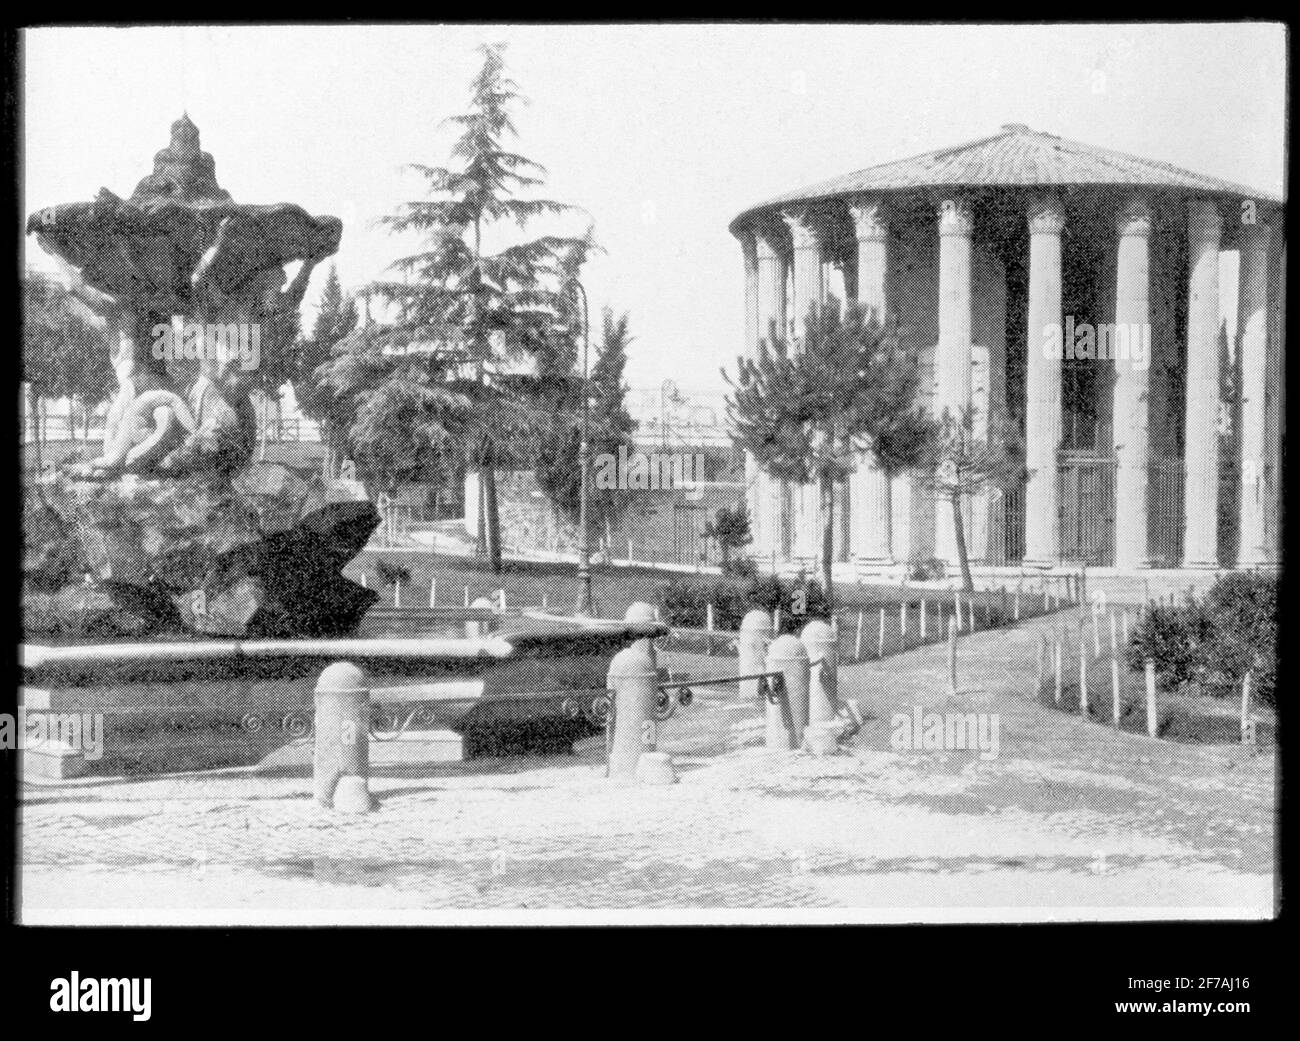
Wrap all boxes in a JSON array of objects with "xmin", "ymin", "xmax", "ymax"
[{"xmin": 295, "ymin": 264, "xmax": 358, "ymax": 479}]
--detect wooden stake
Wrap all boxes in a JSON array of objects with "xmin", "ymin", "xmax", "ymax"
[
  {"xmin": 1079, "ymin": 629, "xmax": 1089, "ymax": 718},
  {"xmin": 1109, "ymin": 611, "xmax": 1118, "ymax": 656},
  {"xmin": 1035, "ymin": 631, "xmax": 1046, "ymax": 695},
  {"xmin": 1111, "ymin": 656, "xmax": 1121, "ymax": 728},
  {"xmin": 1241, "ymin": 670, "xmax": 1254, "ymax": 745},
  {"xmin": 1145, "ymin": 660, "xmax": 1158, "ymax": 738},
  {"xmin": 1092, "ymin": 610, "xmax": 1102, "ymax": 659},
  {"xmin": 429, "ymin": 578, "xmax": 437, "ymax": 608},
  {"xmin": 920, "ymin": 598, "xmax": 928, "ymax": 640},
  {"xmin": 463, "ymin": 585, "xmax": 470, "ymax": 608},
  {"xmin": 1054, "ymin": 634, "xmax": 1063, "ymax": 706},
  {"xmin": 877, "ymin": 607, "xmax": 886, "ymax": 659},
  {"xmin": 394, "ymin": 579, "xmax": 401, "ymax": 608},
  {"xmin": 1014, "ymin": 585, "xmax": 1021, "ymax": 621},
  {"xmin": 854, "ymin": 610, "xmax": 864, "ymax": 661},
  {"xmin": 899, "ymin": 602, "xmax": 907, "ymax": 649},
  {"xmin": 947, "ymin": 615, "xmax": 958, "ymax": 694}
]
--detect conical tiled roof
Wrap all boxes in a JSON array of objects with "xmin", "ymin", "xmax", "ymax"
[{"xmin": 732, "ymin": 124, "xmax": 1282, "ymax": 231}]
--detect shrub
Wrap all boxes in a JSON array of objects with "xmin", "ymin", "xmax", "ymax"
[
  {"xmin": 722, "ymin": 554, "xmax": 757, "ymax": 580},
  {"xmin": 659, "ymin": 578, "xmax": 746, "ymax": 630},
  {"xmin": 1126, "ymin": 602, "xmax": 1212, "ymax": 689},
  {"xmin": 658, "ymin": 573, "xmax": 829, "ymax": 633},
  {"xmin": 1205, "ymin": 573, "xmax": 1277, "ymax": 706},
  {"xmin": 1126, "ymin": 574, "xmax": 1277, "ymax": 707},
  {"xmin": 907, "ymin": 557, "xmax": 946, "ymax": 581},
  {"xmin": 375, "ymin": 558, "xmax": 411, "ymax": 587}
]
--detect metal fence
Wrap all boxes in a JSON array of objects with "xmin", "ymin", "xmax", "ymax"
[
  {"xmin": 1058, "ymin": 453, "xmax": 1117, "ymax": 566},
  {"xmin": 1148, "ymin": 457, "xmax": 1185, "ymax": 568}
]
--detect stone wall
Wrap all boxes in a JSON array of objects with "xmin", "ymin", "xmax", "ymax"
[{"xmin": 466, "ymin": 469, "xmax": 748, "ymax": 567}]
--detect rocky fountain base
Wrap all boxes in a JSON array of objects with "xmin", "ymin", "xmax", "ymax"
[{"xmin": 28, "ymin": 462, "xmax": 380, "ymax": 640}]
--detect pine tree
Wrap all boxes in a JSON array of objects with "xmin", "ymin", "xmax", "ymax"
[
  {"xmin": 726, "ymin": 301, "xmax": 933, "ymax": 611},
  {"xmin": 295, "ymin": 264, "xmax": 359, "ymax": 478},
  {"xmin": 917, "ymin": 406, "xmax": 1026, "ymax": 593},
  {"xmin": 533, "ymin": 307, "xmax": 637, "ymax": 530},
  {"xmin": 364, "ymin": 42, "xmax": 591, "ymax": 572}
]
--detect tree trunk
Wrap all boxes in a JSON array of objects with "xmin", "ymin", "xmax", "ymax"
[
  {"xmin": 322, "ymin": 426, "xmax": 335, "ymax": 481},
  {"xmin": 482, "ymin": 455, "xmax": 502, "ymax": 573},
  {"xmin": 257, "ymin": 392, "xmax": 269, "ymax": 462},
  {"xmin": 950, "ymin": 490, "xmax": 974, "ymax": 593},
  {"xmin": 29, "ymin": 387, "xmax": 43, "ymax": 473},
  {"xmin": 820, "ymin": 473, "xmax": 836, "ymax": 615}
]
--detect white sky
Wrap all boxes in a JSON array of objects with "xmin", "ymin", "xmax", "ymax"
[{"xmin": 21, "ymin": 23, "xmax": 1288, "ymax": 406}]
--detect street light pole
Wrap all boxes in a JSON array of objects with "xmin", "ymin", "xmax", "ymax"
[{"xmin": 572, "ymin": 279, "xmax": 594, "ymax": 617}]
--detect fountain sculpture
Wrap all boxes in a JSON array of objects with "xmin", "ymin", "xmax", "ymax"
[{"xmin": 27, "ymin": 115, "xmax": 377, "ymax": 638}]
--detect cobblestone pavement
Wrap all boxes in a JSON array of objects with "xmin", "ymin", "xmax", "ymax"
[{"xmin": 20, "ymin": 609, "xmax": 1275, "ymax": 921}]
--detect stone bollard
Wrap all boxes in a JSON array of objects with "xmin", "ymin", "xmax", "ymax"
[
  {"xmin": 635, "ymin": 751, "xmax": 677, "ymax": 785},
  {"xmin": 606, "ymin": 641, "xmax": 659, "ymax": 780},
  {"xmin": 739, "ymin": 609, "xmax": 772, "ymax": 705},
  {"xmin": 625, "ymin": 601, "xmax": 657, "ymax": 626},
  {"xmin": 764, "ymin": 635, "xmax": 808, "ymax": 750},
  {"xmin": 800, "ymin": 618, "xmax": 838, "ymax": 723},
  {"xmin": 314, "ymin": 661, "xmax": 371, "ymax": 811},
  {"xmin": 467, "ymin": 596, "xmax": 496, "ymax": 639},
  {"xmin": 624, "ymin": 601, "xmax": 659, "ymax": 656}
]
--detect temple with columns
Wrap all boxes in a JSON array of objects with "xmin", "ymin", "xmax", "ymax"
[{"xmin": 730, "ymin": 124, "xmax": 1285, "ymax": 576}]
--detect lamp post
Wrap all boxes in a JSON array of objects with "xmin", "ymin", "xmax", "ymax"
[{"xmin": 572, "ymin": 279, "xmax": 594, "ymax": 617}]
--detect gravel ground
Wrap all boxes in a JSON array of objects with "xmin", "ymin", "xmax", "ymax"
[{"xmin": 20, "ymin": 607, "xmax": 1274, "ymax": 923}]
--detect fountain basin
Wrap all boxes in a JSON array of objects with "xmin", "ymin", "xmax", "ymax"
[{"xmin": 20, "ymin": 615, "xmax": 667, "ymax": 775}]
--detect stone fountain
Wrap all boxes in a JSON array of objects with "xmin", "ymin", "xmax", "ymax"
[
  {"xmin": 26, "ymin": 115, "xmax": 377, "ymax": 638},
  {"xmin": 22, "ymin": 117, "xmax": 665, "ymax": 776}
]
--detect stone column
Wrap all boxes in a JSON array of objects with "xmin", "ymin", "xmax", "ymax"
[
  {"xmin": 784, "ymin": 210, "xmax": 826, "ymax": 566},
  {"xmin": 754, "ymin": 225, "xmax": 788, "ymax": 567},
  {"xmin": 1182, "ymin": 199, "xmax": 1222, "ymax": 569},
  {"xmin": 847, "ymin": 196, "xmax": 893, "ymax": 570},
  {"xmin": 1236, "ymin": 218, "xmax": 1273, "ymax": 566},
  {"xmin": 1263, "ymin": 237, "xmax": 1284, "ymax": 561},
  {"xmin": 1112, "ymin": 196, "xmax": 1153, "ymax": 570},
  {"xmin": 739, "ymin": 230, "xmax": 765, "ymax": 561},
  {"xmin": 934, "ymin": 197, "xmax": 975, "ymax": 565},
  {"xmin": 741, "ymin": 229, "xmax": 760, "ymax": 355},
  {"xmin": 1024, "ymin": 193, "xmax": 1066, "ymax": 566}
]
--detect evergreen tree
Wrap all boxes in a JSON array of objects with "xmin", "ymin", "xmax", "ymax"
[
  {"xmin": 295, "ymin": 264, "xmax": 359, "ymax": 478},
  {"xmin": 916, "ymin": 406, "xmax": 1026, "ymax": 593},
  {"xmin": 726, "ymin": 301, "xmax": 932, "ymax": 610},
  {"xmin": 361, "ymin": 42, "xmax": 590, "ymax": 572},
  {"xmin": 534, "ymin": 307, "xmax": 637, "ymax": 532}
]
